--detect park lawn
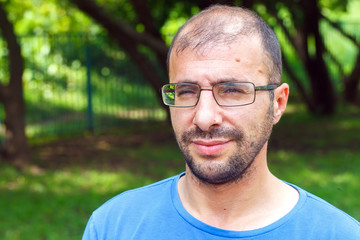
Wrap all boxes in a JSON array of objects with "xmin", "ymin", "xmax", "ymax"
[{"xmin": 0, "ymin": 104, "xmax": 359, "ymax": 239}]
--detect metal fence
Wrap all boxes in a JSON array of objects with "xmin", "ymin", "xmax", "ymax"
[{"xmin": 0, "ymin": 33, "xmax": 167, "ymax": 140}]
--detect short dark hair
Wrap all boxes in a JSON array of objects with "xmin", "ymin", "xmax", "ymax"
[{"xmin": 167, "ymin": 5, "xmax": 282, "ymax": 84}]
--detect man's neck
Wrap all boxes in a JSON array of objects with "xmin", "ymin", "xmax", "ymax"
[{"xmin": 177, "ymin": 160, "xmax": 299, "ymax": 231}]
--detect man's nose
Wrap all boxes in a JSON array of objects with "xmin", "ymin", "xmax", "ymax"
[{"xmin": 192, "ymin": 90, "xmax": 223, "ymax": 132}]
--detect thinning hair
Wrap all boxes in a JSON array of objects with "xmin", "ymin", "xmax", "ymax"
[{"xmin": 167, "ymin": 5, "xmax": 282, "ymax": 84}]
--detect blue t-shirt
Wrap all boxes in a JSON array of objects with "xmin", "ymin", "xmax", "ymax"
[{"xmin": 82, "ymin": 173, "xmax": 360, "ymax": 239}]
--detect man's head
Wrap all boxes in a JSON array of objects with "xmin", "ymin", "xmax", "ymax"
[
  {"xmin": 165, "ymin": 5, "xmax": 289, "ymax": 185},
  {"xmin": 167, "ymin": 5, "xmax": 282, "ymax": 85}
]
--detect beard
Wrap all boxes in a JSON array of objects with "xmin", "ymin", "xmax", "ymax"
[{"xmin": 175, "ymin": 106, "xmax": 274, "ymax": 185}]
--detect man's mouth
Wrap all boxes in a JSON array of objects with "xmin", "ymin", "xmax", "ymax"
[{"xmin": 191, "ymin": 139, "xmax": 232, "ymax": 156}]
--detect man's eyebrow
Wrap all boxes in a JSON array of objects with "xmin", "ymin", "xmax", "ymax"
[
  {"xmin": 216, "ymin": 77, "xmax": 245, "ymax": 83},
  {"xmin": 174, "ymin": 77, "xmax": 246, "ymax": 85},
  {"xmin": 172, "ymin": 79, "xmax": 197, "ymax": 84}
]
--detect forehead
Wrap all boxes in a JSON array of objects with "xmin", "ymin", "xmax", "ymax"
[{"xmin": 169, "ymin": 37, "xmax": 267, "ymax": 85}]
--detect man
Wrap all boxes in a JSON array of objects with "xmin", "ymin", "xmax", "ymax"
[{"xmin": 82, "ymin": 5, "xmax": 360, "ymax": 239}]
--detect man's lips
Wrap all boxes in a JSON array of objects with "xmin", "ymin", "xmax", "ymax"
[{"xmin": 191, "ymin": 139, "xmax": 232, "ymax": 156}]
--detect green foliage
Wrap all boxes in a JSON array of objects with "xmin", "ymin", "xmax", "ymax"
[
  {"xmin": 0, "ymin": 0, "xmax": 359, "ymax": 147},
  {"xmin": 95, "ymin": 0, "xmax": 137, "ymax": 26},
  {"xmin": 0, "ymin": 39, "xmax": 9, "ymax": 82},
  {"xmin": 257, "ymin": 0, "xmax": 360, "ymax": 100},
  {"xmin": 3, "ymin": 0, "xmax": 102, "ymax": 36},
  {"xmin": 1, "ymin": 0, "xmax": 359, "ymax": 123},
  {"xmin": 321, "ymin": 0, "xmax": 360, "ymax": 22},
  {"xmin": 159, "ymin": 2, "xmax": 200, "ymax": 45},
  {"xmin": 162, "ymin": 84, "xmax": 175, "ymax": 105}
]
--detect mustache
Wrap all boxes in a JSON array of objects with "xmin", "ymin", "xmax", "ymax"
[{"xmin": 181, "ymin": 126, "xmax": 244, "ymax": 144}]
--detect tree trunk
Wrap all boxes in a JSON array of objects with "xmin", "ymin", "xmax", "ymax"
[
  {"xmin": 301, "ymin": 0, "xmax": 336, "ymax": 115},
  {"xmin": 0, "ymin": 2, "xmax": 31, "ymax": 168},
  {"xmin": 1, "ymin": 92, "xmax": 30, "ymax": 167}
]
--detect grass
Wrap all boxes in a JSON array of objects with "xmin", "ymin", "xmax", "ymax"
[
  {"xmin": 0, "ymin": 104, "xmax": 359, "ymax": 239},
  {"xmin": 0, "ymin": 167, "xmax": 153, "ymax": 239},
  {"xmin": 269, "ymin": 150, "xmax": 360, "ymax": 218}
]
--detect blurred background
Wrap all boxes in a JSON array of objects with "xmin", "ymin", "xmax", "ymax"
[{"xmin": 0, "ymin": 0, "xmax": 359, "ymax": 239}]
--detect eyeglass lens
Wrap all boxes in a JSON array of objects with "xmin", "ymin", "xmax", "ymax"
[{"xmin": 162, "ymin": 82, "xmax": 256, "ymax": 107}]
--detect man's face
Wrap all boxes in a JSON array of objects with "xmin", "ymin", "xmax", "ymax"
[{"xmin": 169, "ymin": 37, "xmax": 275, "ymax": 185}]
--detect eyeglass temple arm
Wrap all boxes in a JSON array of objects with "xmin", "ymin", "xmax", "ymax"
[{"xmin": 254, "ymin": 84, "xmax": 279, "ymax": 91}]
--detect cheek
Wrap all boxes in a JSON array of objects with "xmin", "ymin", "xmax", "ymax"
[
  {"xmin": 225, "ymin": 107, "xmax": 264, "ymax": 135},
  {"xmin": 225, "ymin": 108, "xmax": 251, "ymax": 126},
  {"xmin": 170, "ymin": 109, "xmax": 194, "ymax": 134}
]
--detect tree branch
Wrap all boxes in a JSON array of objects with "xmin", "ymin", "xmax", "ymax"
[
  {"xmin": 267, "ymin": 7, "xmax": 311, "ymax": 69},
  {"xmin": 71, "ymin": 0, "xmax": 168, "ymax": 57},
  {"xmin": 267, "ymin": 9, "xmax": 300, "ymax": 54},
  {"xmin": 266, "ymin": 8, "xmax": 313, "ymax": 109},
  {"xmin": 129, "ymin": 0, "xmax": 160, "ymax": 39},
  {"xmin": 325, "ymin": 48, "xmax": 345, "ymax": 79},
  {"xmin": 70, "ymin": 0, "xmax": 169, "ymax": 117},
  {"xmin": 322, "ymin": 15, "xmax": 360, "ymax": 103},
  {"xmin": 129, "ymin": 0, "xmax": 167, "ymax": 70},
  {"xmin": 346, "ymin": 53, "xmax": 360, "ymax": 83},
  {"xmin": 322, "ymin": 15, "xmax": 360, "ymax": 47}
]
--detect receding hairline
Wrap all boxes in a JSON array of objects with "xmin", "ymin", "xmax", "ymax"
[
  {"xmin": 169, "ymin": 5, "xmax": 262, "ymax": 58},
  {"xmin": 167, "ymin": 5, "xmax": 282, "ymax": 84}
]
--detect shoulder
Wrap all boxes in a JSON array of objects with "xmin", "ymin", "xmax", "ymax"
[
  {"xmin": 303, "ymin": 189, "xmax": 359, "ymax": 223},
  {"xmin": 82, "ymin": 174, "xmax": 181, "ymax": 239},
  {"xmin": 292, "ymin": 185, "xmax": 360, "ymax": 238},
  {"xmin": 92, "ymin": 174, "xmax": 178, "ymax": 218}
]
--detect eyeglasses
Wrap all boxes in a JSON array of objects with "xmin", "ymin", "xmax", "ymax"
[{"xmin": 161, "ymin": 82, "xmax": 278, "ymax": 107}]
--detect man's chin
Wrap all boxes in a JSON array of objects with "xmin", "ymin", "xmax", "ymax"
[
  {"xmin": 186, "ymin": 160, "xmax": 239, "ymax": 185},
  {"xmin": 189, "ymin": 170, "xmax": 239, "ymax": 185}
]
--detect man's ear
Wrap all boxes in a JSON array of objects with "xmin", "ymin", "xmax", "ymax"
[{"xmin": 273, "ymin": 83, "xmax": 289, "ymax": 125}]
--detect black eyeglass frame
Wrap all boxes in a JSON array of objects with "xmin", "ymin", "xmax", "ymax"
[{"xmin": 161, "ymin": 81, "xmax": 279, "ymax": 108}]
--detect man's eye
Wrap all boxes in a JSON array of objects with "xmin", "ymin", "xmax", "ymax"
[
  {"xmin": 176, "ymin": 86, "xmax": 198, "ymax": 96},
  {"xmin": 222, "ymin": 87, "xmax": 246, "ymax": 94},
  {"xmin": 227, "ymin": 88, "xmax": 244, "ymax": 93},
  {"xmin": 177, "ymin": 89, "xmax": 196, "ymax": 96}
]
